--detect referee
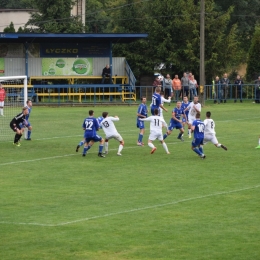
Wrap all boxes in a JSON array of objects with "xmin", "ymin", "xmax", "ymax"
[{"xmin": 10, "ymin": 107, "xmax": 29, "ymax": 146}]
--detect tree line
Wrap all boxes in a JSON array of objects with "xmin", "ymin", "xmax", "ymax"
[{"xmin": 1, "ymin": 0, "xmax": 260, "ymax": 83}]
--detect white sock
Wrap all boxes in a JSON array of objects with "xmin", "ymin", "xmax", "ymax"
[
  {"xmin": 188, "ymin": 129, "xmax": 191, "ymax": 135},
  {"xmin": 148, "ymin": 142, "xmax": 154, "ymax": 149},
  {"xmin": 105, "ymin": 141, "xmax": 109, "ymax": 152},
  {"xmin": 118, "ymin": 144, "xmax": 123, "ymax": 153},
  {"xmin": 217, "ymin": 144, "xmax": 221, "ymax": 148},
  {"xmin": 0, "ymin": 108, "xmax": 3, "ymax": 115},
  {"xmin": 162, "ymin": 142, "xmax": 169, "ymax": 153}
]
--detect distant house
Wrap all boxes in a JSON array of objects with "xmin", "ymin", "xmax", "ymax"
[{"xmin": 0, "ymin": 9, "xmax": 36, "ymax": 31}]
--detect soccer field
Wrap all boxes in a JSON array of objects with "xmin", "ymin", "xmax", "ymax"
[{"xmin": 1, "ymin": 102, "xmax": 260, "ymax": 260}]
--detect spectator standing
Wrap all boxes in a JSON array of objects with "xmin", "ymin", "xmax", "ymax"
[
  {"xmin": 163, "ymin": 74, "xmax": 173, "ymax": 99},
  {"xmin": 188, "ymin": 75, "xmax": 198, "ymax": 101},
  {"xmin": 220, "ymin": 73, "xmax": 230, "ymax": 103},
  {"xmin": 213, "ymin": 76, "xmax": 221, "ymax": 104},
  {"xmin": 0, "ymin": 82, "xmax": 6, "ymax": 116},
  {"xmin": 101, "ymin": 64, "xmax": 111, "ymax": 84},
  {"xmin": 234, "ymin": 75, "xmax": 244, "ymax": 103},
  {"xmin": 152, "ymin": 76, "xmax": 162, "ymax": 91},
  {"xmin": 172, "ymin": 74, "xmax": 182, "ymax": 100},
  {"xmin": 181, "ymin": 72, "xmax": 190, "ymax": 99},
  {"xmin": 255, "ymin": 76, "xmax": 260, "ymax": 103}
]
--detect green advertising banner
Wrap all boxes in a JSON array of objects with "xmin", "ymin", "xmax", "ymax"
[
  {"xmin": 42, "ymin": 58, "xmax": 93, "ymax": 76},
  {"xmin": 0, "ymin": 58, "xmax": 4, "ymax": 76}
]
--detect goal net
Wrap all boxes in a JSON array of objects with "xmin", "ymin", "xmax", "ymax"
[{"xmin": 0, "ymin": 76, "xmax": 28, "ymax": 142}]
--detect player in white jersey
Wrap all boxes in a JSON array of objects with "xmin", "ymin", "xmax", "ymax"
[
  {"xmin": 203, "ymin": 111, "xmax": 227, "ymax": 150},
  {"xmin": 184, "ymin": 96, "xmax": 201, "ymax": 138},
  {"xmin": 139, "ymin": 108, "xmax": 170, "ymax": 154},
  {"xmin": 159, "ymin": 91, "xmax": 171, "ymax": 118},
  {"xmin": 101, "ymin": 112, "xmax": 124, "ymax": 156}
]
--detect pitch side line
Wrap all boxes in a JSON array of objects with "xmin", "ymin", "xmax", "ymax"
[{"xmin": 0, "ymin": 185, "xmax": 259, "ymax": 227}]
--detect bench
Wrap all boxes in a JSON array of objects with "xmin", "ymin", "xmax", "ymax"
[
  {"xmin": 33, "ymin": 84, "xmax": 135, "ymax": 102},
  {"xmin": 29, "ymin": 76, "xmax": 128, "ymax": 85}
]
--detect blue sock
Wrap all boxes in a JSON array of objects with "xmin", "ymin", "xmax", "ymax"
[
  {"xmin": 83, "ymin": 147, "xmax": 88, "ymax": 155},
  {"xmin": 79, "ymin": 141, "xmax": 84, "ymax": 146},
  {"xmin": 139, "ymin": 134, "xmax": 143, "ymax": 143},
  {"xmin": 193, "ymin": 148, "xmax": 202, "ymax": 156},
  {"xmin": 199, "ymin": 146, "xmax": 203, "ymax": 153},
  {"xmin": 99, "ymin": 145, "xmax": 103, "ymax": 153},
  {"xmin": 163, "ymin": 133, "xmax": 168, "ymax": 140},
  {"xmin": 28, "ymin": 130, "xmax": 31, "ymax": 138}
]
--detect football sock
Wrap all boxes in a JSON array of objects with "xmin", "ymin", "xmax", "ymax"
[
  {"xmin": 162, "ymin": 142, "xmax": 169, "ymax": 153},
  {"xmin": 27, "ymin": 130, "xmax": 31, "ymax": 138},
  {"xmin": 178, "ymin": 132, "xmax": 182, "ymax": 139},
  {"xmin": 14, "ymin": 134, "xmax": 20, "ymax": 143},
  {"xmin": 99, "ymin": 144, "xmax": 104, "ymax": 153},
  {"xmin": 118, "ymin": 144, "xmax": 123, "ymax": 153},
  {"xmin": 148, "ymin": 142, "xmax": 154, "ymax": 149},
  {"xmin": 217, "ymin": 144, "xmax": 221, "ymax": 148},
  {"xmin": 0, "ymin": 108, "xmax": 3, "ymax": 115},
  {"xmin": 78, "ymin": 141, "xmax": 84, "ymax": 146},
  {"xmin": 193, "ymin": 148, "xmax": 202, "ymax": 156},
  {"xmin": 199, "ymin": 145, "xmax": 204, "ymax": 154},
  {"xmin": 105, "ymin": 141, "xmax": 109, "ymax": 152},
  {"xmin": 138, "ymin": 133, "xmax": 143, "ymax": 143},
  {"xmin": 188, "ymin": 129, "xmax": 191, "ymax": 135},
  {"xmin": 163, "ymin": 133, "xmax": 168, "ymax": 139},
  {"xmin": 83, "ymin": 147, "xmax": 88, "ymax": 155}
]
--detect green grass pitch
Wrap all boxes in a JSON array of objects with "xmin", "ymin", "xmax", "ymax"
[{"xmin": 0, "ymin": 102, "xmax": 260, "ymax": 260}]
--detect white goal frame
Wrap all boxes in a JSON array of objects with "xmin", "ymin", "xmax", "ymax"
[
  {"xmin": 0, "ymin": 75, "xmax": 28, "ymax": 106},
  {"xmin": 0, "ymin": 75, "xmax": 28, "ymax": 142}
]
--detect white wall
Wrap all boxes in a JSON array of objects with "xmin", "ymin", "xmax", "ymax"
[{"xmin": 0, "ymin": 10, "xmax": 35, "ymax": 31}]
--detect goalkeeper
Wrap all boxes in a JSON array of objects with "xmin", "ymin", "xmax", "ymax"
[{"xmin": 9, "ymin": 107, "xmax": 29, "ymax": 146}]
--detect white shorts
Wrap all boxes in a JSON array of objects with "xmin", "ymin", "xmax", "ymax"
[
  {"xmin": 105, "ymin": 133, "xmax": 123, "ymax": 142},
  {"xmin": 188, "ymin": 117, "xmax": 196, "ymax": 125},
  {"xmin": 149, "ymin": 131, "xmax": 163, "ymax": 141},
  {"xmin": 203, "ymin": 134, "xmax": 218, "ymax": 145},
  {"xmin": 0, "ymin": 101, "xmax": 4, "ymax": 107}
]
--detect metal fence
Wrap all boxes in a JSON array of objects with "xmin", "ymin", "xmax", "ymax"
[{"xmin": 136, "ymin": 84, "xmax": 260, "ymax": 102}]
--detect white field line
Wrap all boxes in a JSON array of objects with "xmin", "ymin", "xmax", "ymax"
[
  {"xmin": 0, "ymin": 185, "xmax": 259, "ymax": 227},
  {"xmin": 0, "ymin": 139, "xmax": 193, "ymax": 166}
]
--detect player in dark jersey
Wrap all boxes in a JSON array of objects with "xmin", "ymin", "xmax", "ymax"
[
  {"xmin": 10, "ymin": 107, "xmax": 29, "ymax": 146},
  {"xmin": 151, "ymin": 87, "xmax": 168, "ymax": 116},
  {"xmin": 23, "ymin": 99, "xmax": 33, "ymax": 140},
  {"xmin": 191, "ymin": 112, "xmax": 206, "ymax": 159},
  {"xmin": 82, "ymin": 110, "xmax": 105, "ymax": 157},
  {"xmin": 163, "ymin": 101, "xmax": 186, "ymax": 141},
  {"xmin": 136, "ymin": 96, "xmax": 148, "ymax": 146}
]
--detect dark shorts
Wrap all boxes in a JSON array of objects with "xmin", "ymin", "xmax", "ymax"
[
  {"xmin": 192, "ymin": 138, "xmax": 204, "ymax": 147},
  {"xmin": 10, "ymin": 123, "xmax": 21, "ymax": 132},
  {"xmin": 168, "ymin": 121, "xmax": 183, "ymax": 131},
  {"xmin": 85, "ymin": 135, "xmax": 103, "ymax": 143}
]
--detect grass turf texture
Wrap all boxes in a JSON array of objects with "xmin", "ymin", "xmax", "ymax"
[{"xmin": 0, "ymin": 102, "xmax": 260, "ymax": 260}]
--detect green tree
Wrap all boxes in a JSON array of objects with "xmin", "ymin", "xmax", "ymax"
[
  {"xmin": 214, "ymin": 0, "xmax": 260, "ymax": 53},
  {"xmin": 246, "ymin": 25, "xmax": 260, "ymax": 81},
  {"xmin": 3, "ymin": 22, "xmax": 16, "ymax": 33},
  {"xmin": 25, "ymin": 0, "xmax": 84, "ymax": 33},
  {"xmin": 84, "ymin": 0, "xmax": 110, "ymax": 33},
  {"xmin": 112, "ymin": 0, "xmax": 241, "ymax": 83}
]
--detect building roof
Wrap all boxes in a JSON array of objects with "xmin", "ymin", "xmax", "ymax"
[{"xmin": 0, "ymin": 33, "xmax": 148, "ymax": 44}]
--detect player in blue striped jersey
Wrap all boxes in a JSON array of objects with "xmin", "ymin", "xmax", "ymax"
[
  {"xmin": 81, "ymin": 110, "xmax": 105, "ymax": 157},
  {"xmin": 191, "ymin": 112, "xmax": 206, "ymax": 159},
  {"xmin": 163, "ymin": 101, "xmax": 186, "ymax": 141},
  {"xmin": 181, "ymin": 96, "xmax": 190, "ymax": 136},
  {"xmin": 22, "ymin": 100, "xmax": 33, "ymax": 140},
  {"xmin": 75, "ymin": 115, "xmax": 103, "ymax": 152},
  {"xmin": 151, "ymin": 87, "xmax": 168, "ymax": 116},
  {"xmin": 136, "ymin": 97, "xmax": 148, "ymax": 146}
]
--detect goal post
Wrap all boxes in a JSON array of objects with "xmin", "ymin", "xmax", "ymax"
[{"xmin": 0, "ymin": 75, "xmax": 28, "ymax": 142}]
